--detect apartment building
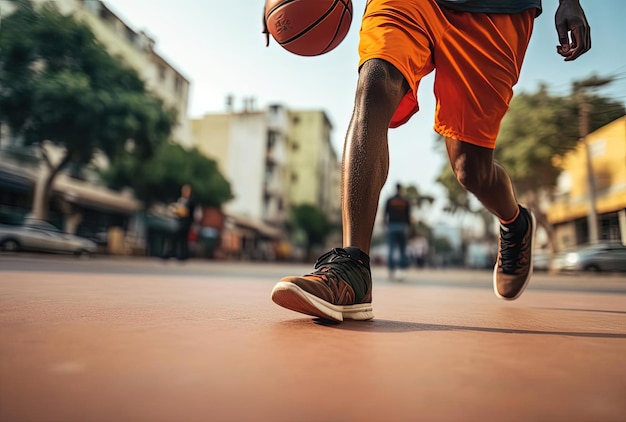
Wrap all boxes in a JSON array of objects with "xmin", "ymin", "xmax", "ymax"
[
  {"xmin": 12, "ymin": 0, "xmax": 193, "ymax": 146},
  {"xmin": 192, "ymin": 102, "xmax": 290, "ymax": 231},
  {"xmin": 192, "ymin": 103, "xmax": 344, "ymax": 259},
  {"xmin": 287, "ymin": 110, "xmax": 341, "ymax": 226},
  {"xmin": 548, "ymin": 116, "xmax": 626, "ymax": 250},
  {"xmin": 0, "ymin": 0, "xmax": 193, "ymax": 253}
]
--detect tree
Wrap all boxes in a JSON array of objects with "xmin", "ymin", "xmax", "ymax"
[
  {"xmin": 404, "ymin": 184, "xmax": 435, "ymax": 210},
  {"xmin": 494, "ymin": 83, "xmax": 624, "ymax": 249},
  {"xmin": 0, "ymin": 1, "xmax": 175, "ymax": 220},
  {"xmin": 103, "ymin": 142, "xmax": 233, "ymax": 207},
  {"xmin": 435, "ymin": 82, "xmax": 625, "ymax": 250},
  {"xmin": 495, "ymin": 83, "xmax": 624, "ymax": 195},
  {"xmin": 291, "ymin": 204, "xmax": 330, "ymax": 260}
]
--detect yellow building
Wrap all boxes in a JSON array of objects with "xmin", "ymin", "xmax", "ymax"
[
  {"xmin": 548, "ymin": 116, "xmax": 626, "ymax": 250},
  {"xmin": 287, "ymin": 110, "xmax": 341, "ymax": 226}
]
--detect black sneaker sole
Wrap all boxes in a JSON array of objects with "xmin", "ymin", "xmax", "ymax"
[{"xmin": 271, "ymin": 281, "xmax": 374, "ymax": 322}]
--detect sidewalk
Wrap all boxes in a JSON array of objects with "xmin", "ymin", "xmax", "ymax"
[{"xmin": 1, "ymin": 267, "xmax": 625, "ymax": 421}]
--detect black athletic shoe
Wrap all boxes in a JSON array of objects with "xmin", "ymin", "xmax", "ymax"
[
  {"xmin": 271, "ymin": 248, "xmax": 373, "ymax": 322},
  {"xmin": 493, "ymin": 206, "xmax": 536, "ymax": 300}
]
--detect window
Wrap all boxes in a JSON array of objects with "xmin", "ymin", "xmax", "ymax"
[
  {"xmin": 125, "ymin": 27, "xmax": 136, "ymax": 44},
  {"xmin": 269, "ymin": 104, "xmax": 281, "ymax": 114},
  {"xmin": 158, "ymin": 64, "xmax": 166, "ymax": 82},
  {"xmin": 174, "ymin": 77, "xmax": 183, "ymax": 95},
  {"xmin": 267, "ymin": 131, "xmax": 277, "ymax": 149}
]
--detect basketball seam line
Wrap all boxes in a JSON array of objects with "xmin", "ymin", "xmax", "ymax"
[{"xmin": 279, "ymin": 0, "xmax": 344, "ymax": 45}]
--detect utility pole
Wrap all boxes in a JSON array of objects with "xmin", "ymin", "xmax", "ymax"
[{"xmin": 574, "ymin": 75, "xmax": 614, "ymax": 244}]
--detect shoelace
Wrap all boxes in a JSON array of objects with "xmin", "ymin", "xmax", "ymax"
[
  {"xmin": 308, "ymin": 248, "xmax": 371, "ymax": 303},
  {"xmin": 500, "ymin": 232, "xmax": 524, "ymax": 273},
  {"xmin": 311, "ymin": 248, "xmax": 366, "ymax": 286}
]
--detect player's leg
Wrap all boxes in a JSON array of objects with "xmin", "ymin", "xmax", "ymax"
[
  {"xmin": 343, "ymin": 59, "xmax": 409, "ymax": 254},
  {"xmin": 434, "ymin": 9, "xmax": 536, "ymax": 300},
  {"xmin": 271, "ymin": 0, "xmax": 438, "ymax": 321},
  {"xmin": 444, "ymin": 140, "xmax": 518, "ymax": 221},
  {"xmin": 271, "ymin": 60, "xmax": 408, "ymax": 321},
  {"xmin": 444, "ymin": 139, "xmax": 536, "ymax": 300}
]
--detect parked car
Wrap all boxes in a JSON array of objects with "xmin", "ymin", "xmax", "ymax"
[
  {"xmin": 0, "ymin": 218, "xmax": 97, "ymax": 256},
  {"xmin": 552, "ymin": 243, "xmax": 626, "ymax": 272}
]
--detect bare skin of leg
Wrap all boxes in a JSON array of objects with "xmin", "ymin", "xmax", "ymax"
[
  {"xmin": 342, "ymin": 59, "xmax": 409, "ymax": 254},
  {"xmin": 444, "ymin": 138, "xmax": 519, "ymax": 221}
]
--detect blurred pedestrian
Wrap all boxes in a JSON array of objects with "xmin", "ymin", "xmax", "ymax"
[
  {"xmin": 163, "ymin": 184, "xmax": 196, "ymax": 261},
  {"xmin": 384, "ymin": 183, "xmax": 411, "ymax": 280},
  {"xmin": 271, "ymin": 0, "xmax": 591, "ymax": 322},
  {"xmin": 408, "ymin": 234, "xmax": 428, "ymax": 268}
]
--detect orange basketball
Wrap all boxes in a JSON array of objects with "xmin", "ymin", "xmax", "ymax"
[{"xmin": 264, "ymin": 0, "xmax": 353, "ymax": 57}]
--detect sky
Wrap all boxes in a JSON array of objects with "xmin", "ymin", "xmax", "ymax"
[{"xmin": 103, "ymin": 0, "xmax": 626, "ymax": 226}]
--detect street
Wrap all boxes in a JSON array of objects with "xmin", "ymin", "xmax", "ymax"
[{"xmin": 1, "ymin": 255, "xmax": 625, "ymax": 421}]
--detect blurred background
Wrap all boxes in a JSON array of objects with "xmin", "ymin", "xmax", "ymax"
[{"xmin": 0, "ymin": 0, "xmax": 625, "ymax": 272}]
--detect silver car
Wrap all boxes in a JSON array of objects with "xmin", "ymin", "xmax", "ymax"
[
  {"xmin": 554, "ymin": 243, "xmax": 626, "ymax": 272},
  {"xmin": 0, "ymin": 218, "xmax": 97, "ymax": 256}
]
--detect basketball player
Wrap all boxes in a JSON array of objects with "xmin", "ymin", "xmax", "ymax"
[{"xmin": 271, "ymin": 0, "xmax": 591, "ymax": 322}]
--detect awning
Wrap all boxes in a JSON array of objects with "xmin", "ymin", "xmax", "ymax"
[
  {"xmin": 0, "ymin": 157, "xmax": 141, "ymax": 213},
  {"xmin": 225, "ymin": 213, "xmax": 283, "ymax": 239},
  {"xmin": 53, "ymin": 176, "xmax": 141, "ymax": 214}
]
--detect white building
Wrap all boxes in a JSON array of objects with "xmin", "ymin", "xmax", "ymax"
[{"xmin": 192, "ymin": 103, "xmax": 290, "ymax": 230}]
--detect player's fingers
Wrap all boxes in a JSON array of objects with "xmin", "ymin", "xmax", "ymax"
[
  {"xmin": 565, "ymin": 26, "xmax": 590, "ymax": 61},
  {"xmin": 556, "ymin": 21, "xmax": 570, "ymax": 47}
]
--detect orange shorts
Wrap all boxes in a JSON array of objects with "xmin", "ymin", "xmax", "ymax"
[{"xmin": 358, "ymin": 0, "xmax": 535, "ymax": 149}]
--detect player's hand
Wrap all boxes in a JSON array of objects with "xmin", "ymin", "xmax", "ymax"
[
  {"xmin": 262, "ymin": 4, "xmax": 270, "ymax": 47},
  {"xmin": 555, "ymin": 0, "xmax": 591, "ymax": 61}
]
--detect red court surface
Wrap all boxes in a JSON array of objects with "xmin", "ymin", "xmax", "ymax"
[{"xmin": 1, "ymin": 265, "xmax": 625, "ymax": 421}]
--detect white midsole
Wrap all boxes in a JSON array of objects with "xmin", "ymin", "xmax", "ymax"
[{"xmin": 272, "ymin": 281, "xmax": 373, "ymax": 319}]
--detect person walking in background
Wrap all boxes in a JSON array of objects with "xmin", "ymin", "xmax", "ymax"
[
  {"xmin": 384, "ymin": 183, "xmax": 411, "ymax": 281},
  {"xmin": 271, "ymin": 0, "xmax": 591, "ymax": 322},
  {"xmin": 163, "ymin": 184, "xmax": 196, "ymax": 261}
]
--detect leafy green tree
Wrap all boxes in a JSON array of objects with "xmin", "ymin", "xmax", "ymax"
[
  {"xmin": 435, "ymin": 82, "xmax": 624, "ymax": 249},
  {"xmin": 495, "ymin": 84, "xmax": 624, "ymax": 195},
  {"xmin": 103, "ymin": 142, "xmax": 232, "ymax": 207},
  {"xmin": 291, "ymin": 204, "xmax": 330, "ymax": 260},
  {"xmin": 495, "ymin": 84, "xmax": 623, "ymax": 248},
  {"xmin": 0, "ymin": 1, "xmax": 175, "ymax": 219}
]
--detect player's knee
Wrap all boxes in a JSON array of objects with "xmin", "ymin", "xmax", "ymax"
[
  {"xmin": 356, "ymin": 59, "xmax": 406, "ymax": 108},
  {"xmin": 452, "ymin": 155, "xmax": 490, "ymax": 194}
]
